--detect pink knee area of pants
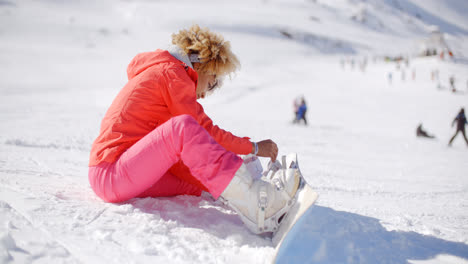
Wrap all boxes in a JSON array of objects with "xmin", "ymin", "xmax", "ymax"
[
  {"xmin": 88, "ymin": 163, "xmax": 120, "ymax": 202},
  {"xmin": 88, "ymin": 114, "xmax": 242, "ymax": 202}
]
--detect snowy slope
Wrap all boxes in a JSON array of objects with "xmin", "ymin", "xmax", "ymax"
[{"xmin": 1, "ymin": 0, "xmax": 468, "ymax": 263}]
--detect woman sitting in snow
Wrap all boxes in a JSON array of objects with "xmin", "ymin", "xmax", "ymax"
[{"xmin": 88, "ymin": 25, "xmax": 301, "ymax": 235}]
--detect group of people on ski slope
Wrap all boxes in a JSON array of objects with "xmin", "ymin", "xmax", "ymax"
[{"xmin": 88, "ymin": 25, "xmax": 301, "ymax": 235}]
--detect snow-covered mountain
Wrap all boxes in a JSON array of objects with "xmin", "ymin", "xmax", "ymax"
[{"xmin": 1, "ymin": 0, "xmax": 467, "ymax": 263}]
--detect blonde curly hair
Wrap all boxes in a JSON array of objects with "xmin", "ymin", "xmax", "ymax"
[{"xmin": 171, "ymin": 24, "xmax": 240, "ymax": 77}]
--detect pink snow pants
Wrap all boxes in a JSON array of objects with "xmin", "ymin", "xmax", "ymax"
[{"xmin": 88, "ymin": 115, "xmax": 243, "ymax": 203}]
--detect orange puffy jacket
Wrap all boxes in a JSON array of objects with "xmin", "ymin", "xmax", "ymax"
[{"xmin": 89, "ymin": 50, "xmax": 252, "ymax": 189}]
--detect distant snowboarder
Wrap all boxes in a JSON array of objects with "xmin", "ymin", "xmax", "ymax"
[
  {"xmin": 293, "ymin": 98, "xmax": 307, "ymax": 125},
  {"xmin": 416, "ymin": 124, "xmax": 435, "ymax": 139},
  {"xmin": 448, "ymin": 108, "xmax": 468, "ymax": 147}
]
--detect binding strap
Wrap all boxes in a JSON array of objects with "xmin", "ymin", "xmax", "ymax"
[{"xmin": 257, "ymin": 184, "xmax": 268, "ymax": 232}]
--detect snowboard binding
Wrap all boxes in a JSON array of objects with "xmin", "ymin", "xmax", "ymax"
[
  {"xmin": 238, "ymin": 153, "xmax": 305, "ymax": 234},
  {"xmin": 220, "ymin": 153, "xmax": 312, "ymax": 239},
  {"xmin": 262, "ymin": 154, "xmax": 305, "ymax": 233}
]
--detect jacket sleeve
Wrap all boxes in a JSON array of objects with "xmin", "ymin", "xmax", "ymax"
[{"xmin": 162, "ymin": 66, "xmax": 252, "ymax": 155}]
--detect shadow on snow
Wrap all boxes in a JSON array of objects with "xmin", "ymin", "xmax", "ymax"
[
  {"xmin": 130, "ymin": 196, "xmax": 468, "ymax": 263},
  {"xmin": 276, "ymin": 206, "xmax": 468, "ymax": 264}
]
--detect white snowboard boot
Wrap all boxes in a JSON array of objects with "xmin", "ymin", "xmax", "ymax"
[{"xmin": 220, "ymin": 154, "xmax": 302, "ymax": 234}]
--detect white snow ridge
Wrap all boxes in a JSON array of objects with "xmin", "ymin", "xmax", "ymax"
[{"xmin": 1, "ymin": 0, "xmax": 468, "ymax": 263}]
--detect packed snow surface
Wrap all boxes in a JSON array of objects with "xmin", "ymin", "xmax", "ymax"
[{"xmin": 1, "ymin": 0, "xmax": 468, "ymax": 263}]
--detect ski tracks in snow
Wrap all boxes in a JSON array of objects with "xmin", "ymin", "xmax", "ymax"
[
  {"xmin": 0, "ymin": 169, "xmax": 273, "ymax": 263},
  {"xmin": 0, "ymin": 140, "xmax": 274, "ymax": 263},
  {"xmin": 0, "ymin": 196, "xmax": 78, "ymax": 263}
]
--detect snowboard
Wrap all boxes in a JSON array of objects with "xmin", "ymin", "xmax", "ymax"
[{"xmin": 272, "ymin": 177, "xmax": 318, "ymax": 263}]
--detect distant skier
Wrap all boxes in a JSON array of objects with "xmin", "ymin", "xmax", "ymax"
[
  {"xmin": 450, "ymin": 76, "xmax": 456, "ymax": 92},
  {"xmin": 293, "ymin": 98, "xmax": 307, "ymax": 125},
  {"xmin": 448, "ymin": 108, "xmax": 468, "ymax": 147},
  {"xmin": 416, "ymin": 124, "xmax": 435, "ymax": 139}
]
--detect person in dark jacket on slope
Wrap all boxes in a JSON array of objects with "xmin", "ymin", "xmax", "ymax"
[{"xmin": 448, "ymin": 108, "xmax": 468, "ymax": 147}]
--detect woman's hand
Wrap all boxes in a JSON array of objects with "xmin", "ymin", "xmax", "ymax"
[{"xmin": 253, "ymin": 139, "xmax": 278, "ymax": 162}]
